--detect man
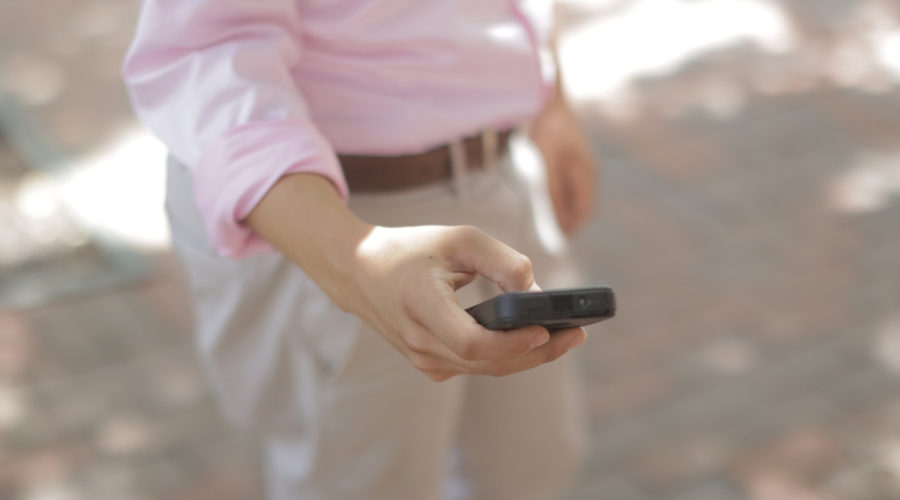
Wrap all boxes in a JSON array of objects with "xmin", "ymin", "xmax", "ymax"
[{"xmin": 124, "ymin": 0, "xmax": 598, "ymax": 498}]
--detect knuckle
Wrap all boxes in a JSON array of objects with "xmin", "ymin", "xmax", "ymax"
[
  {"xmin": 400, "ymin": 293, "xmax": 420, "ymax": 318},
  {"xmin": 546, "ymin": 344, "xmax": 568, "ymax": 363},
  {"xmin": 510, "ymin": 255, "xmax": 533, "ymax": 280},
  {"xmin": 410, "ymin": 353, "xmax": 435, "ymax": 372},
  {"xmin": 402, "ymin": 332, "xmax": 430, "ymax": 355},
  {"xmin": 426, "ymin": 371, "xmax": 455, "ymax": 383},
  {"xmin": 455, "ymin": 338, "xmax": 481, "ymax": 361},
  {"xmin": 483, "ymin": 363, "xmax": 511, "ymax": 378},
  {"xmin": 455, "ymin": 225, "xmax": 483, "ymax": 244}
]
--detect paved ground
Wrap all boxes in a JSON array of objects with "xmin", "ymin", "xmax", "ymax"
[{"xmin": 1, "ymin": 1, "xmax": 900, "ymax": 499}]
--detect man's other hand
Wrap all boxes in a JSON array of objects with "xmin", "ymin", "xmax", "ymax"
[{"xmin": 530, "ymin": 95, "xmax": 598, "ymax": 236}]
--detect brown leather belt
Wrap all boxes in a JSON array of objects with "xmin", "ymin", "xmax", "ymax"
[{"xmin": 339, "ymin": 130, "xmax": 513, "ymax": 192}]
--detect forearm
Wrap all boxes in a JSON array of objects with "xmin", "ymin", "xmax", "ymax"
[{"xmin": 244, "ymin": 173, "xmax": 372, "ymax": 310}]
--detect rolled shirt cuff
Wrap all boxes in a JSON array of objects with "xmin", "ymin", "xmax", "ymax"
[{"xmin": 193, "ymin": 118, "xmax": 349, "ymax": 258}]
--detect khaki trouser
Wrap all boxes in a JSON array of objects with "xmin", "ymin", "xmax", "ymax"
[{"xmin": 165, "ymin": 132, "xmax": 586, "ymax": 500}]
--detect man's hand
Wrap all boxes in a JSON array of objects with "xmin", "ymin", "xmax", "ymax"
[
  {"xmin": 246, "ymin": 174, "xmax": 587, "ymax": 382},
  {"xmin": 530, "ymin": 90, "xmax": 599, "ymax": 237},
  {"xmin": 340, "ymin": 225, "xmax": 587, "ymax": 381}
]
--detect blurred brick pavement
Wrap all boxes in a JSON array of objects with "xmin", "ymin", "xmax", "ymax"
[
  {"xmin": 563, "ymin": 1, "xmax": 900, "ymax": 498},
  {"xmin": 2, "ymin": 1, "xmax": 900, "ymax": 499}
]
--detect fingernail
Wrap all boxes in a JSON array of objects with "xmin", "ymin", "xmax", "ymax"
[
  {"xmin": 530, "ymin": 332, "xmax": 550, "ymax": 349},
  {"xmin": 568, "ymin": 332, "xmax": 587, "ymax": 349},
  {"xmin": 529, "ymin": 282, "xmax": 543, "ymax": 292}
]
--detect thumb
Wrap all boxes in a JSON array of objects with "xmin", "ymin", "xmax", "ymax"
[{"xmin": 449, "ymin": 226, "xmax": 535, "ymax": 292}]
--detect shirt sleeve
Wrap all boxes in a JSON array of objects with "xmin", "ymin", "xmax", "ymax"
[{"xmin": 123, "ymin": 0, "xmax": 349, "ymax": 258}]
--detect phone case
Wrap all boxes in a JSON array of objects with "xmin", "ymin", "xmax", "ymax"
[{"xmin": 466, "ymin": 287, "xmax": 616, "ymax": 331}]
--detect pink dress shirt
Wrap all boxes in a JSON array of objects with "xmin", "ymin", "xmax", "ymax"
[{"xmin": 124, "ymin": 0, "xmax": 556, "ymax": 257}]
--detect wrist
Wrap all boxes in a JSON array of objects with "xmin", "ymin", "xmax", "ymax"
[{"xmin": 245, "ymin": 173, "xmax": 374, "ymax": 305}]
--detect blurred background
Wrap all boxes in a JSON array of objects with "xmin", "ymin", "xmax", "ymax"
[{"xmin": 1, "ymin": 0, "xmax": 899, "ymax": 498}]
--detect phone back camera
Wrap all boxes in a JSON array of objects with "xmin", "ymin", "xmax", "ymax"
[{"xmin": 577, "ymin": 297, "xmax": 589, "ymax": 309}]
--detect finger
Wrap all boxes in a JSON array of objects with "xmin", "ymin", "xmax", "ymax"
[
  {"xmin": 447, "ymin": 226, "xmax": 535, "ymax": 293},
  {"xmin": 406, "ymin": 347, "xmax": 465, "ymax": 382},
  {"xmin": 548, "ymin": 157, "xmax": 580, "ymax": 235},
  {"xmin": 424, "ymin": 370, "xmax": 459, "ymax": 382},
  {"xmin": 571, "ymin": 159, "xmax": 597, "ymax": 217},
  {"xmin": 547, "ymin": 162, "xmax": 568, "ymax": 224},
  {"xmin": 395, "ymin": 318, "xmax": 471, "ymax": 372},
  {"xmin": 448, "ymin": 270, "xmax": 479, "ymax": 291},
  {"xmin": 409, "ymin": 312, "xmax": 585, "ymax": 377},
  {"xmin": 557, "ymin": 183, "xmax": 578, "ymax": 235},
  {"xmin": 407, "ymin": 281, "xmax": 551, "ymax": 361},
  {"xmin": 398, "ymin": 315, "xmax": 542, "ymax": 374},
  {"xmin": 563, "ymin": 159, "xmax": 596, "ymax": 234},
  {"xmin": 467, "ymin": 326, "xmax": 587, "ymax": 377}
]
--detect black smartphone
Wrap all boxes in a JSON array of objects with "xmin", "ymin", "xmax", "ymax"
[{"xmin": 466, "ymin": 287, "xmax": 616, "ymax": 331}]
